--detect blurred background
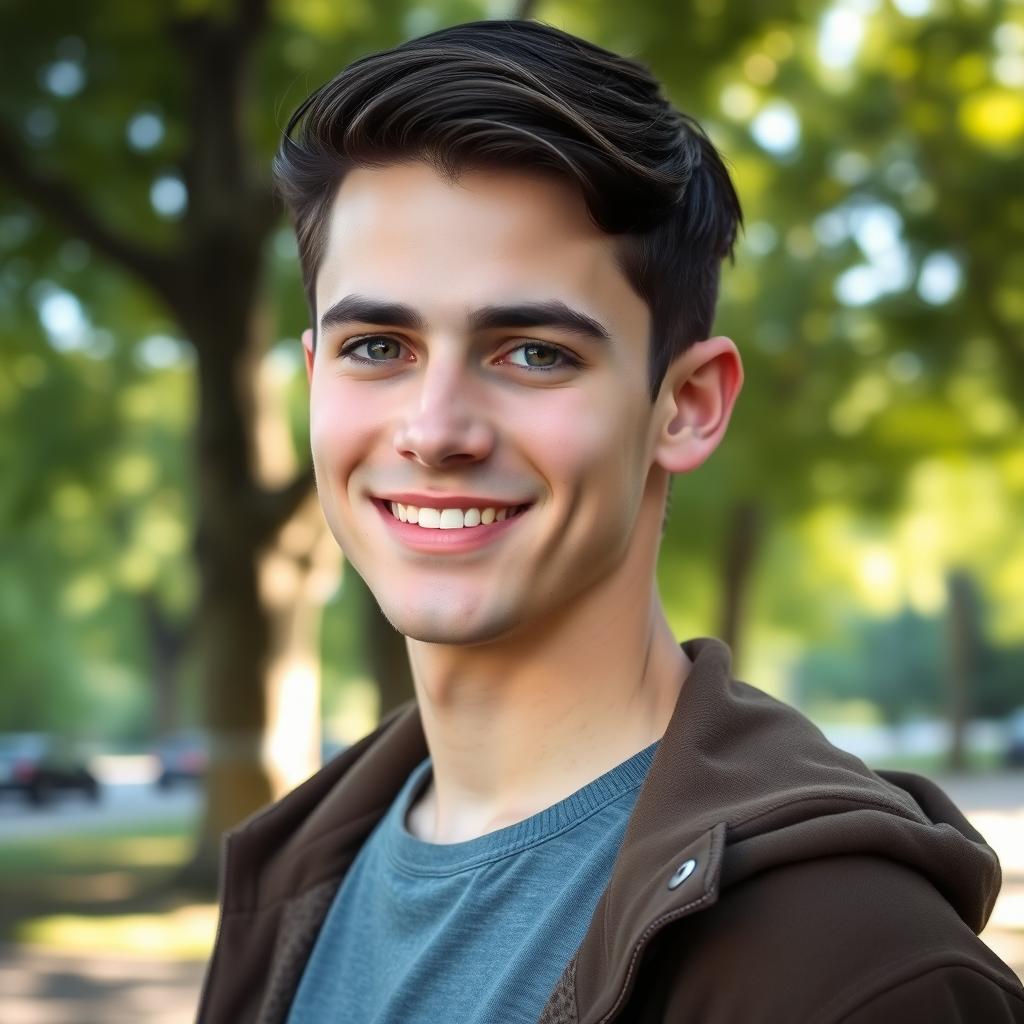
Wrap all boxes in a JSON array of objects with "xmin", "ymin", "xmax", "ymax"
[{"xmin": 1, "ymin": 0, "xmax": 1022, "ymax": 1019}]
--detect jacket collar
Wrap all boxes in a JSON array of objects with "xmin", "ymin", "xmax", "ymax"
[{"xmin": 569, "ymin": 636, "xmax": 1002, "ymax": 1021}]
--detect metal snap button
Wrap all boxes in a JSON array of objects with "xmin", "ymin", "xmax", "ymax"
[{"xmin": 668, "ymin": 858, "xmax": 697, "ymax": 890}]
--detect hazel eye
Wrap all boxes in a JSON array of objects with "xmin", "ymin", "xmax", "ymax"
[
  {"xmin": 503, "ymin": 342, "xmax": 577, "ymax": 370},
  {"xmin": 341, "ymin": 335, "xmax": 404, "ymax": 363}
]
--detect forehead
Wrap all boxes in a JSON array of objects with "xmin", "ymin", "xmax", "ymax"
[{"xmin": 316, "ymin": 161, "xmax": 646, "ymax": 336}]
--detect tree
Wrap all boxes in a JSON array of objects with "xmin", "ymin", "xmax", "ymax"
[
  {"xmin": 640, "ymin": 0, "xmax": 1023, "ymax": 671},
  {"xmin": 0, "ymin": 0, "xmax": 415, "ymax": 885}
]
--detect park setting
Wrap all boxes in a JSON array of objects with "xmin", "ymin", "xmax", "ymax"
[{"xmin": 1, "ymin": 0, "xmax": 1023, "ymax": 1020}]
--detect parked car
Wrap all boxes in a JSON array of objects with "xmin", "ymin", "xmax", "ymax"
[
  {"xmin": 0, "ymin": 732, "xmax": 101, "ymax": 807},
  {"xmin": 155, "ymin": 729, "xmax": 209, "ymax": 790},
  {"xmin": 1006, "ymin": 708, "xmax": 1024, "ymax": 768}
]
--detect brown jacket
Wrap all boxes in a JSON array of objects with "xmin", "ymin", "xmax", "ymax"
[{"xmin": 196, "ymin": 637, "xmax": 1024, "ymax": 1022}]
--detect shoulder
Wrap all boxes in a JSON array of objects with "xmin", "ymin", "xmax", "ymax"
[
  {"xmin": 630, "ymin": 854, "xmax": 1024, "ymax": 1023},
  {"xmin": 833, "ymin": 961, "xmax": 1024, "ymax": 1023}
]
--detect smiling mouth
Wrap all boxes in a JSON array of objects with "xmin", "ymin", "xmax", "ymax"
[{"xmin": 379, "ymin": 500, "xmax": 531, "ymax": 529}]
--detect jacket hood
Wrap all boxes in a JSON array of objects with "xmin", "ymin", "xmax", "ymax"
[{"xmin": 573, "ymin": 636, "xmax": 1003, "ymax": 1021}]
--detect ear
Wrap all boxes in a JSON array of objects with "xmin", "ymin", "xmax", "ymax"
[
  {"xmin": 302, "ymin": 328, "xmax": 315, "ymax": 383},
  {"xmin": 652, "ymin": 336, "xmax": 744, "ymax": 474}
]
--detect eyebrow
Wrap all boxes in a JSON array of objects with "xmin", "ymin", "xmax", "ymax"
[{"xmin": 318, "ymin": 295, "xmax": 611, "ymax": 344}]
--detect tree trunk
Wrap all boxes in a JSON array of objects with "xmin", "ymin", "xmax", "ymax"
[
  {"xmin": 717, "ymin": 497, "xmax": 764, "ymax": 669},
  {"xmin": 0, "ymin": 2, "xmax": 328, "ymax": 894},
  {"xmin": 179, "ymin": 296, "xmax": 329, "ymax": 889},
  {"xmin": 945, "ymin": 568, "xmax": 975, "ymax": 773},
  {"xmin": 139, "ymin": 592, "xmax": 188, "ymax": 738},
  {"xmin": 185, "ymin": 498, "xmax": 334, "ymax": 889},
  {"xmin": 187, "ymin": 524, "xmax": 272, "ymax": 886}
]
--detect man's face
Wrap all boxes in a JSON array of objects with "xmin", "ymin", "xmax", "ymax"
[{"xmin": 307, "ymin": 160, "xmax": 667, "ymax": 645}]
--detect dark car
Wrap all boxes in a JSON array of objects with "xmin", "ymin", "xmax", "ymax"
[
  {"xmin": 155, "ymin": 729, "xmax": 209, "ymax": 790},
  {"xmin": 0, "ymin": 732, "xmax": 101, "ymax": 807}
]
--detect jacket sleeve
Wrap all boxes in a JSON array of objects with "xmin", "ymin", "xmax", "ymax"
[{"xmin": 836, "ymin": 964, "xmax": 1024, "ymax": 1023}]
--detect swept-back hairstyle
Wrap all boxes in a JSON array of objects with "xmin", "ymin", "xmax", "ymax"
[{"xmin": 274, "ymin": 19, "xmax": 742, "ymax": 399}]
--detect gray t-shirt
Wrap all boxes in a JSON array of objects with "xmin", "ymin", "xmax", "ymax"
[{"xmin": 286, "ymin": 739, "xmax": 658, "ymax": 1023}]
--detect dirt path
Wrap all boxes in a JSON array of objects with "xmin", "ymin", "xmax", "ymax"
[{"xmin": 0, "ymin": 945, "xmax": 206, "ymax": 1024}]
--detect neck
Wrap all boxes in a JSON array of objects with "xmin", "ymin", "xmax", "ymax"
[{"xmin": 404, "ymin": 569, "xmax": 690, "ymax": 844}]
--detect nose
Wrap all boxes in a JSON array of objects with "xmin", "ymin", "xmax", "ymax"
[{"xmin": 393, "ymin": 362, "xmax": 495, "ymax": 468}]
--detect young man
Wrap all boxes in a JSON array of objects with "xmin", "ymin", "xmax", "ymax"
[{"xmin": 197, "ymin": 19, "xmax": 1024, "ymax": 1023}]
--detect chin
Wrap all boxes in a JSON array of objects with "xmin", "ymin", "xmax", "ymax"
[{"xmin": 376, "ymin": 591, "xmax": 521, "ymax": 647}]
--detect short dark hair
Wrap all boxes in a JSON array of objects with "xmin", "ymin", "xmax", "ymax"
[{"xmin": 274, "ymin": 19, "xmax": 742, "ymax": 399}]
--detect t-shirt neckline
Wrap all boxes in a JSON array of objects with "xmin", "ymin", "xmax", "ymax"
[{"xmin": 384, "ymin": 738, "xmax": 660, "ymax": 877}]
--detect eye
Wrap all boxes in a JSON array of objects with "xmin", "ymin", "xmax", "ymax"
[
  {"xmin": 502, "ymin": 342, "xmax": 580, "ymax": 371},
  {"xmin": 339, "ymin": 335, "xmax": 406, "ymax": 364}
]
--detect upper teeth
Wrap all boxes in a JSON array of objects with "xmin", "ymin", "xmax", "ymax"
[{"xmin": 388, "ymin": 503, "xmax": 520, "ymax": 529}]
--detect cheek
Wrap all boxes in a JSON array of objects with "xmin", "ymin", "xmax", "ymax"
[
  {"xmin": 309, "ymin": 378, "xmax": 382, "ymax": 482},
  {"xmin": 516, "ymin": 385, "xmax": 648, "ymax": 499}
]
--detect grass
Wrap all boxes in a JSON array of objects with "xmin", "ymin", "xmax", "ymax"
[
  {"xmin": 0, "ymin": 818, "xmax": 191, "ymax": 877},
  {"xmin": 0, "ymin": 816, "xmax": 216, "ymax": 960}
]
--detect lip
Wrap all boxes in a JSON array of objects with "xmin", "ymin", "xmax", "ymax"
[
  {"xmin": 370, "ymin": 498, "xmax": 531, "ymax": 553},
  {"xmin": 373, "ymin": 492, "xmax": 527, "ymax": 511}
]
